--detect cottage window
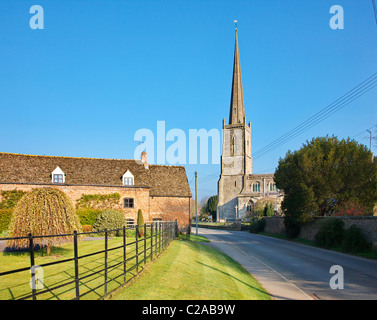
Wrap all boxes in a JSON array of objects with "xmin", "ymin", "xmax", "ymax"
[
  {"xmin": 51, "ymin": 166, "xmax": 65, "ymax": 184},
  {"xmin": 126, "ymin": 218, "xmax": 134, "ymax": 226},
  {"xmin": 53, "ymin": 174, "xmax": 64, "ymax": 184},
  {"xmin": 124, "ymin": 177, "xmax": 133, "ymax": 186},
  {"xmin": 123, "ymin": 198, "xmax": 134, "ymax": 208},
  {"xmin": 122, "ymin": 170, "xmax": 134, "ymax": 186}
]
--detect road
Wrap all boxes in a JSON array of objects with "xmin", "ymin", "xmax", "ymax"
[{"xmin": 195, "ymin": 227, "xmax": 377, "ymax": 300}]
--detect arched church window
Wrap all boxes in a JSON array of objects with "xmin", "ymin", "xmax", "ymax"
[
  {"xmin": 246, "ymin": 200, "xmax": 254, "ymax": 213},
  {"xmin": 231, "ymin": 136, "xmax": 235, "ymax": 154},
  {"xmin": 252, "ymin": 182, "xmax": 260, "ymax": 192},
  {"xmin": 269, "ymin": 183, "xmax": 277, "ymax": 192}
]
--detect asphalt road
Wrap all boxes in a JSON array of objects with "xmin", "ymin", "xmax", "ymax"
[{"xmin": 195, "ymin": 227, "xmax": 377, "ymax": 300}]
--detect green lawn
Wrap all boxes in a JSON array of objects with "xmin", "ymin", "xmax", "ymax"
[
  {"xmin": 0, "ymin": 234, "xmax": 156, "ymax": 300},
  {"xmin": 111, "ymin": 238, "xmax": 271, "ymax": 300}
]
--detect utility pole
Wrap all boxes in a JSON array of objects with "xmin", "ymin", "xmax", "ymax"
[
  {"xmin": 195, "ymin": 171, "xmax": 198, "ymax": 236},
  {"xmin": 367, "ymin": 129, "xmax": 372, "ymax": 151}
]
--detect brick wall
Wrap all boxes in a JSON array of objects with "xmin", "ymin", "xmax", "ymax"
[{"xmin": 149, "ymin": 196, "xmax": 191, "ymax": 231}]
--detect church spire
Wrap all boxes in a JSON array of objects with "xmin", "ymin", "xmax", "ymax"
[{"xmin": 229, "ymin": 27, "xmax": 245, "ymax": 125}]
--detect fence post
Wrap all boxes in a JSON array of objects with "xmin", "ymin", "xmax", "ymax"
[
  {"xmin": 151, "ymin": 222, "xmax": 153, "ymax": 261},
  {"xmin": 123, "ymin": 226, "xmax": 126, "ymax": 283},
  {"xmin": 155, "ymin": 222, "xmax": 158, "ymax": 256},
  {"xmin": 135, "ymin": 225, "xmax": 139, "ymax": 274},
  {"xmin": 73, "ymin": 231, "xmax": 80, "ymax": 300},
  {"xmin": 159, "ymin": 222, "xmax": 161, "ymax": 255},
  {"xmin": 29, "ymin": 233, "xmax": 37, "ymax": 301},
  {"xmin": 174, "ymin": 219, "xmax": 178, "ymax": 239},
  {"xmin": 144, "ymin": 224, "xmax": 147, "ymax": 266},
  {"xmin": 104, "ymin": 229, "xmax": 108, "ymax": 297}
]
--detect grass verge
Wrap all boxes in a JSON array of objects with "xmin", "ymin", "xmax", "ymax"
[{"xmin": 111, "ymin": 238, "xmax": 271, "ymax": 300}]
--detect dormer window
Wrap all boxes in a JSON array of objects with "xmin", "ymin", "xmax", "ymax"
[
  {"xmin": 52, "ymin": 166, "xmax": 65, "ymax": 184},
  {"xmin": 122, "ymin": 170, "xmax": 134, "ymax": 186}
]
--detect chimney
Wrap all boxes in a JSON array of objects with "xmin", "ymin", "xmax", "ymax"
[{"xmin": 141, "ymin": 151, "xmax": 148, "ymax": 169}]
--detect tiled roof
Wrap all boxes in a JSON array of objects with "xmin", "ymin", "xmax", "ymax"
[{"xmin": 0, "ymin": 153, "xmax": 192, "ymax": 197}]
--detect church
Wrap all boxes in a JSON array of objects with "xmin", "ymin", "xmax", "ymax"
[{"xmin": 217, "ymin": 29, "xmax": 283, "ymax": 221}]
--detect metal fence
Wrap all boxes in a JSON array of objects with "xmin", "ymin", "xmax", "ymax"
[{"xmin": 0, "ymin": 221, "xmax": 178, "ymax": 300}]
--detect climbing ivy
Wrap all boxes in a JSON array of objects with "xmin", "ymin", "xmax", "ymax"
[{"xmin": 76, "ymin": 193, "xmax": 121, "ymax": 209}]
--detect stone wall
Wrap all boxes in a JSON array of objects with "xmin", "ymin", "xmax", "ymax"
[
  {"xmin": 0, "ymin": 183, "xmax": 190, "ymax": 229},
  {"xmin": 265, "ymin": 216, "xmax": 377, "ymax": 248}
]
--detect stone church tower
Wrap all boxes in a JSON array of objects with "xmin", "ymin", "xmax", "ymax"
[{"xmin": 217, "ymin": 29, "xmax": 283, "ymax": 221}]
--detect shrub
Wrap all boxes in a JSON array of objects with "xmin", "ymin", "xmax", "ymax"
[
  {"xmin": 263, "ymin": 203, "xmax": 275, "ymax": 217},
  {"xmin": 77, "ymin": 208, "xmax": 102, "ymax": 226},
  {"xmin": 284, "ymin": 215, "xmax": 301, "ymax": 239},
  {"xmin": 92, "ymin": 209, "xmax": 126, "ymax": 236},
  {"xmin": 0, "ymin": 209, "xmax": 13, "ymax": 233},
  {"xmin": 249, "ymin": 218, "xmax": 266, "ymax": 234},
  {"xmin": 137, "ymin": 209, "xmax": 145, "ymax": 238},
  {"xmin": 6, "ymin": 188, "xmax": 82, "ymax": 254},
  {"xmin": 315, "ymin": 218, "xmax": 345, "ymax": 249},
  {"xmin": 342, "ymin": 225, "xmax": 371, "ymax": 253}
]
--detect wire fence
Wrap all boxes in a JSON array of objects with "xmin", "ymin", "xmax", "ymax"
[{"xmin": 0, "ymin": 221, "xmax": 178, "ymax": 300}]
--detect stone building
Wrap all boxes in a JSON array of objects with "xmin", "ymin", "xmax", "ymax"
[
  {"xmin": 217, "ymin": 29, "xmax": 283, "ymax": 221},
  {"xmin": 0, "ymin": 152, "xmax": 192, "ymax": 230}
]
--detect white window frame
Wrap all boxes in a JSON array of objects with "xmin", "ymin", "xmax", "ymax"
[
  {"xmin": 122, "ymin": 170, "xmax": 134, "ymax": 186},
  {"xmin": 52, "ymin": 166, "xmax": 65, "ymax": 184}
]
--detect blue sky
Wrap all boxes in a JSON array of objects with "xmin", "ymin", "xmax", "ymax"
[{"xmin": 1, "ymin": 0, "xmax": 377, "ymax": 200}]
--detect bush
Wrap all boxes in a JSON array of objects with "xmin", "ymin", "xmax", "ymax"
[
  {"xmin": 342, "ymin": 225, "xmax": 371, "ymax": 253},
  {"xmin": 93, "ymin": 209, "xmax": 126, "ymax": 236},
  {"xmin": 315, "ymin": 218, "xmax": 345, "ymax": 249},
  {"xmin": 137, "ymin": 209, "xmax": 145, "ymax": 238},
  {"xmin": 77, "ymin": 208, "xmax": 102, "ymax": 226},
  {"xmin": 284, "ymin": 215, "xmax": 301, "ymax": 239},
  {"xmin": 249, "ymin": 218, "xmax": 266, "ymax": 234},
  {"xmin": 0, "ymin": 209, "xmax": 13, "ymax": 233}
]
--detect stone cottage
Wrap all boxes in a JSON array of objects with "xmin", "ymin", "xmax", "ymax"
[{"xmin": 0, "ymin": 152, "xmax": 192, "ymax": 230}]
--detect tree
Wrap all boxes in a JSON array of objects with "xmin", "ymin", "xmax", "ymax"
[
  {"xmin": 275, "ymin": 136, "xmax": 377, "ymax": 225},
  {"xmin": 7, "ymin": 188, "xmax": 82, "ymax": 255},
  {"xmin": 137, "ymin": 209, "xmax": 145, "ymax": 237},
  {"xmin": 207, "ymin": 195, "xmax": 218, "ymax": 221},
  {"xmin": 263, "ymin": 203, "xmax": 274, "ymax": 217}
]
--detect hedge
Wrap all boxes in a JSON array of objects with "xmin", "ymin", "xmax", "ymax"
[
  {"xmin": 77, "ymin": 208, "xmax": 102, "ymax": 226},
  {"xmin": 0, "ymin": 209, "xmax": 13, "ymax": 233}
]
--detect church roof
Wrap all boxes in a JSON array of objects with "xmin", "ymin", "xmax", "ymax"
[
  {"xmin": 229, "ymin": 29, "xmax": 245, "ymax": 125},
  {"xmin": 0, "ymin": 152, "xmax": 192, "ymax": 197}
]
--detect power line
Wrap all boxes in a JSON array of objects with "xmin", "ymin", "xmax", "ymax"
[
  {"xmin": 373, "ymin": 0, "xmax": 377, "ymax": 25},
  {"xmin": 253, "ymin": 73, "xmax": 377, "ymax": 158},
  {"xmin": 252, "ymin": 73, "xmax": 377, "ymax": 160}
]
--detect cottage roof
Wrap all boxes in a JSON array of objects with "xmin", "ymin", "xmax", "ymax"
[{"xmin": 0, "ymin": 153, "xmax": 192, "ymax": 197}]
